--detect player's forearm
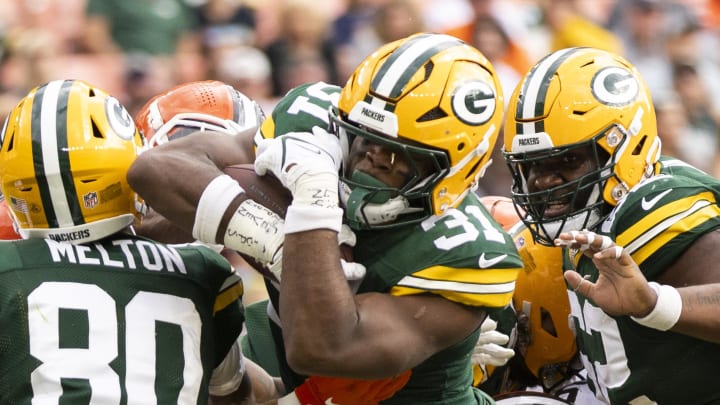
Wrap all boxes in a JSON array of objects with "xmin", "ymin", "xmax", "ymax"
[
  {"xmin": 129, "ymin": 148, "xmax": 223, "ymax": 232},
  {"xmin": 280, "ymin": 230, "xmax": 361, "ymax": 373},
  {"xmin": 673, "ymin": 284, "xmax": 720, "ymax": 343}
]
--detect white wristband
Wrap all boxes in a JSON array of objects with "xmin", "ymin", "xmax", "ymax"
[
  {"xmin": 223, "ymin": 198, "xmax": 285, "ymax": 265},
  {"xmin": 208, "ymin": 342, "xmax": 245, "ymax": 396},
  {"xmin": 192, "ymin": 174, "xmax": 244, "ymax": 244},
  {"xmin": 630, "ymin": 281, "xmax": 682, "ymax": 331},
  {"xmin": 285, "ymin": 204, "xmax": 343, "ymax": 234}
]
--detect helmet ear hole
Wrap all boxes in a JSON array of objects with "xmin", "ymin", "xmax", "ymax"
[
  {"xmin": 540, "ymin": 307, "xmax": 558, "ymax": 338},
  {"xmin": 417, "ymin": 107, "xmax": 447, "ymax": 122},
  {"xmin": 92, "ymin": 120, "xmax": 104, "ymax": 139},
  {"xmin": 4, "ymin": 132, "xmax": 14, "ymax": 152},
  {"xmin": 632, "ymin": 135, "xmax": 647, "ymax": 155}
]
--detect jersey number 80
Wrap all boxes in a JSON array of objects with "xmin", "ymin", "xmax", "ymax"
[{"xmin": 27, "ymin": 281, "xmax": 204, "ymax": 403}]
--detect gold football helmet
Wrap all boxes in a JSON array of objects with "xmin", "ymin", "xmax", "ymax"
[
  {"xmin": 331, "ymin": 32, "xmax": 504, "ymax": 229},
  {"xmin": 511, "ymin": 225, "xmax": 579, "ymax": 391},
  {"xmin": 503, "ymin": 47, "xmax": 661, "ymax": 244},
  {"xmin": 0, "ymin": 79, "xmax": 145, "ymax": 243},
  {"xmin": 135, "ymin": 80, "xmax": 264, "ymax": 147}
]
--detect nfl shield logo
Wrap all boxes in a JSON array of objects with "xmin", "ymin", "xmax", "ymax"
[{"xmin": 83, "ymin": 192, "xmax": 99, "ymax": 209}]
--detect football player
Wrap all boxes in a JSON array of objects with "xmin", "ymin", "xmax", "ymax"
[
  {"xmin": 0, "ymin": 80, "xmax": 254, "ymax": 404},
  {"xmin": 134, "ymin": 79, "xmax": 411, "ymax": 405},
  {"xmin": 503, "ymin": 47, "xmax": 720, "ymax": 404},
  {"xmin": 476, "ymin": 197, "xmax": 602, "ymax": 405},
  {"xmin": 128, "ymin": 33, "xmax": 523, "ymax": 404}
]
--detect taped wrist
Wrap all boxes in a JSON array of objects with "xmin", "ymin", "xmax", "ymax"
[
  {"xmin": 192, "ymin": 174, "xmax": 244, "ymax": 244},
  {"xmin": 223, "ymin": 199, "xmax": 285, "ymax": 265},
  {"xmin": 285, "ymin": 171, "xmax": 342, "ymax": 234},
  {"xmin": 630, "ymin": 281, "xmax": 682, "ymax": 331},
  {"xmin": 208, "ymin": 342, "xmax": 246, "ymax": 396}
]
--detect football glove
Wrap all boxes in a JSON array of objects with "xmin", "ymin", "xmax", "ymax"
[
  {"xmin": 255, "ymin": 127, "xmax": 344, "ymax": 233},
  {"xmin": 472, "ymin": 317, "xmax": 515, "ymax": 367}
]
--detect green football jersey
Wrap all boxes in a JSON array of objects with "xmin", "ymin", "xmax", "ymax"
[
  {"xmin": 0, "ymin": 234, "xmax": 245, "ymax": 404},
  {"xmin": 566, "ymin": 157, "xmax": 720, "ymax": 404},
  {"xmin": 258, "ymin": 81, "xmax": 523, "ymax": 404}
]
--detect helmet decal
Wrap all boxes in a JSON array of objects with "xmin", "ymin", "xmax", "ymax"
[
  {"xmin": 591, "ymin": 66, "xmax": 639, "ymax": 106},
  {"xmin": 452, "ymin": 81, "xmax": 497, "ymax": 125},
  {"xmin": 106, "ymin": 96, "xmax": 136, "ymax": 140}
]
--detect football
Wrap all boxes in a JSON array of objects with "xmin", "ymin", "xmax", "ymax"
[
  {"xmin": 222, "ymin": 164, "xmax": 292, "ymax": 217},
  {"xmin": 222, "ymin": 163, "xmax": 354, "ymax": 279}
]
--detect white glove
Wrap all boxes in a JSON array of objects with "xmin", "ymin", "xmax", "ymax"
[
  {"xmin": 254, "ymin": 127, "xmax": 342, "ymax": 201},
  {"xmin": 472, "ymin": 318, "xmax": 515, "ymax": 367},
  {"xmin": 255, "ymin": 127, "xmax": 344, "ymax": 234},
  {"xmin": 338, "ymin": 224, "xmax": 366, "ymax": 281}
]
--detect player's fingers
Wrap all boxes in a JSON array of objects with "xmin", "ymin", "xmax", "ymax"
[
  {"xmin": 579, "ymin": 231, "xmax": 595, "ymax": 250},
  {"xmin": 564, "ymin": 270, "xmax": 591, "ymax": 296}
]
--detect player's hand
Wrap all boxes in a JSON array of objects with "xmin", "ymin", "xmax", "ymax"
[
  {"xmin": 472, "ymin": 318, "xmax": 515, "ymax": 368},
  {"xmin": 267, "ymin": 225, "xmax": 365, "ymax": 282},
  {"xmin": 254, "ymin": 127, "xmax": 342, "ymax": 199},
  {"xmin": 289, "ymin": 371, "xmax": 412, "ymax": 405},
  {"xmin": 256, "ymin": 127, "xmax": 344, "ymax": 233},
  {"xmin": 556, "ymin": 230, "xmax": 657, "ymax": 318},
  {"xmin": 338, "ymin": 224, "xmax": 365, "ymax": 281}
]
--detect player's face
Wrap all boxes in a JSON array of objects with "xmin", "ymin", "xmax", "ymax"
[
  {"xmin": 346, "ymin": 136, "xmax": 435, "ymax": 189},
  {"xmin": 524, "ymin": 144, "xmax": 599, "ymax": 220}
]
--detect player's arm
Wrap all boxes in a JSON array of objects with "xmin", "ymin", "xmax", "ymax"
[
  {"xmin": 208, "ymin": 342, "xmax": 256, "ymax": 405},
  {"xmin": 281, "ymin": 230, "xmax": 486, "ymax": 378},
  {"xmin": 559, "ymin": 230, "xmax": 720, "ymax": 343},
  {"xmin": 128, "ymin": 130, "xmax": 287, "ymax": 270},
  {"xmin": 128, "ymin": 130, "xmax": 254, "ymax": 235},
  {"xmin": 252, "ymin": 124, "xmax": 488, "ymax": 378}
]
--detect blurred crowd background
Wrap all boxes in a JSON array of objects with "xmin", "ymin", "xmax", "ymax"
[{"xmin": 1, "ymin": 0, "xmax": 718, "ymax": 302}]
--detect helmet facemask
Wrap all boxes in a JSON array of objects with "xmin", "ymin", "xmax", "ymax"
[
  {"xmin": 505, "ymin": 131, "xmax": 616, "ymax": 245},
  {"xmin": 330, "ymin": 109, "xmax": 450, "ymax": 230}
]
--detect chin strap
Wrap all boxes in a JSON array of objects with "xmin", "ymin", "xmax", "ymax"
[{"xmin": 339, "ymin": 171, "xmax": 422, "ymax": 228}]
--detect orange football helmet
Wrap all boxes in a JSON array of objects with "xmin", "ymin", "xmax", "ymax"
[
  {"xmin": 135, "ymin": 80, "xmax": 265, "ymax": 147},
  {"xmin": 480, "ymin": 195, "xmax": 523, "ymax": 231}
]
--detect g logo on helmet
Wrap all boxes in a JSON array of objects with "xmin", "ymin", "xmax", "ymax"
[
  {"xmin": 105, "ymin": 96, "xmax": 136, "ymax": 140},
  {"xmin": 591, "ymin": 66, "xmax": 638, "ymax": 107},
  {"xmin": 452, "ymin": 81, "xmax": 496, "ymax": 126}
]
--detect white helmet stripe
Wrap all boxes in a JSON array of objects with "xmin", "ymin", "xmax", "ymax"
[
  {"xmin": 38, "ymin": 80, "xmax": 75, "ymax": 227},
  {"xmin": 516, "ymin": 47, "xmax": 578, "ymax": 136},
  {"xmin": 373, "ymin": 34, "xmax": 461, "ymax": 99}
]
